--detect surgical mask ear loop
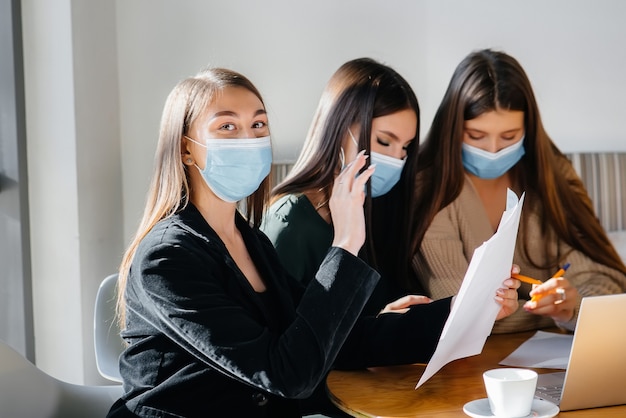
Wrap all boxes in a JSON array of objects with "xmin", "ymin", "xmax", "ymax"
[
  {"xmin": 348, "ymin": 129, "xmax": 359, "ymax": 148},
  {"xmin": 339, "ymin": 147, "xmax": 346, "ymax": 170},
  {"xmin": 340, "ymin": 129, "xmax": 360, "ymax": 170},
  {"xmin": 184, "ymin": 136, "xmax": 207, "ymax": 172}
]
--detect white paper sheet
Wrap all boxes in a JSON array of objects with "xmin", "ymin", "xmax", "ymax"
[
  {"xmin": 416, "ymin": 190, "xmax": 525, "ymax": 388},
  {"xmin": 499, "ymin": 330, "xmax": 572, "ymax": 369}
]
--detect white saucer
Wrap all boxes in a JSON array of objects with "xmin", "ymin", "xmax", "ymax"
[{"xmin": 463, "ymin": 398, "xmax": 559, "ymax": 418}]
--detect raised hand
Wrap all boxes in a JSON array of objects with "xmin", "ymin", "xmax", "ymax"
[{"xmin": 329, "ymin": 150, "xmax": 375, "ymax": 256}]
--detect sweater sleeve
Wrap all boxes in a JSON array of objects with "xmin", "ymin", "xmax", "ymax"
[
  {"xmin": 414, "ymin": 203, "xmax": 473, "ymax": 300},
  {"xmin": 551, "ymin": 243, "xmax": 626, "ymax": 331}
]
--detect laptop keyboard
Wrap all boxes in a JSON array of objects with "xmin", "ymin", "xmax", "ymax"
[{"xmin": 536, "ymin": 385, "xmax": 562, "ymax": 402}]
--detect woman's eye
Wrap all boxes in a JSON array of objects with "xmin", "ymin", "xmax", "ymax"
[
  {"xmin": 219, "ymin": 123, "xmax": 236, "ymax": 131},
  {"xmin": 502, "ymin": 136, "xmax": 516, "ymax": 141},
  {"xmin": 467, "ymin": 134, "xmax": 484, "ymax": 140},
  {"xmin": 252, "ymin": 121, "xmax": 266, "ymax": 129},
  {"xmin": 376, "ymin": 137, "xmax": 390, "ymax": 147}
]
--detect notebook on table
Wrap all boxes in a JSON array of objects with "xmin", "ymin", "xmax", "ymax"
[{"xmin": 534, "ymin": 293, "xmax": 626, "ymax": 411}]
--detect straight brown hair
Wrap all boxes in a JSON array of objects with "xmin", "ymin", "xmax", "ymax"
[{"xmin": 413, "ymin": 49, "xmax": 626, "ymax": 276}]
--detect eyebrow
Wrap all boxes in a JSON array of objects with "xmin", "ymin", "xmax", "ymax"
[
  {"xmin": 211, "ymin": 109, "xmax": 267, "ymax": 119},
  {"xmin": 379, "ymin": 130, "xmax": 399, "ymax": 140},
  {"xmin": 465, "ymin": 127, "xmax": 522, "ymax": 135},
  {"xmin": 379, "ymin": 129, "xmax": 416, "ymax": 143}
]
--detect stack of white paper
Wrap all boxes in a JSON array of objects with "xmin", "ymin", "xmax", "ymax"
[
  {"xmin": 416, "ymin": 190, "xmax": 525, "ymax": 388},
  {"xmin": 499, "ymin": 330, "xmax": 572, "ymax": 369}
]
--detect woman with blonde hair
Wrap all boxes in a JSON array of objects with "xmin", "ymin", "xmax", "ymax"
[{"xmin": 108, "ymin": 67, "xmax": 379, "ymax": 417}]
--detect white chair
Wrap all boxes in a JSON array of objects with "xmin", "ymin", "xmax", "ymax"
[
  {"xmin": 94, "ymin": 274, "xmax": 125, "ymax": 383},
  {"xmin": 0, "ymin": 339, "xmax": 123, "ymax": 417}
]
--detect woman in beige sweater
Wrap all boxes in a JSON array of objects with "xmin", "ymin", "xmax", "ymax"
[{"xmin": 412, "ymin": 49, "xmax": 626, "ymax": 333}]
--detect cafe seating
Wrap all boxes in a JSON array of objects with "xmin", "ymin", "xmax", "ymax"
[
  {"xmin": 0, "ymin": 339, "xmax": 123, "ymax": 417},
  {"xmin": 94, "ymin": 273, "xmax": 125, "ymax": 383}
]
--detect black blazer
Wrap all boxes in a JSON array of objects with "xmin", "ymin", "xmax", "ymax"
[{"xmin": 108, "ymin": 204, "xmax": 450, "ymax": 417}]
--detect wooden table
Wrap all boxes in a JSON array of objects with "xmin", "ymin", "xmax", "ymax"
[{"xmin": 327, "ymin": 330, "xmax": 626, "ymax": 417}]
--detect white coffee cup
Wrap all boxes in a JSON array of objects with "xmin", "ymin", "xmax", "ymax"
[{"xmin": 483, "ymin": 368, "xmax": 538, "ymax": 417}]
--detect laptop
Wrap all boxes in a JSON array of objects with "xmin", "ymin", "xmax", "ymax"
[{"xmin": 534, "ymin": 293, "xmax": 626, "ymax": 411}]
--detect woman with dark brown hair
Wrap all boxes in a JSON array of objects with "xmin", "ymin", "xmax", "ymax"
[
  {"xmin": 263, "ymin": 57, "xmax": 425, "ymax": 313},
  {"xmin": 412, "ymin": 49, "xmax": 626, "ymax": 333},
  {"xmin": 262, "ymin": 57, "xmax": 521, "ymax": 415}
]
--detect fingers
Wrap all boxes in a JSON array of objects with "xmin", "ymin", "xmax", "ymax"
[
  {"xmin": 495, "ymin": 291, "xmax": 520, "ymax": 320},
  {"xmin": 495, "ymin": 287, "xmax": 519, "ymax": 302},
  {"xmin": 503, "ymin": 278, "xmax": 521, "ymax": 290},
  {"xmin": 495, "ymin": 277, "xmax": 521, "ymax": 301},
  {"xmin": 389, "ymin": 295, "xmax": 432, "ymax": 309},
  {"xmin": 379, "ymin": 295, "xmax": 432, "ymax": 315},
  {"xmin": 333, "ymin": 150, "xmax": 373, "ymax": 194},
  {"xmin": 494, "ymin": 278, "xmax": 521, "ymax": 320},
  {"xmin": 528, "ymin": 277, "xmax": 569, "ymax": 301},
  {"xmin": 328, "ymin": 150, "xmax": 374, "ymax": 256},
  {"xmin": 379, "ymin": 306, "xmax": 410, "ymax": 315},
  {"xmin": 496, "ymin": 300, "xmax": 520, "ymax": 320},
  {"xmin": 405, "ymin": 295, "xmax": 433, "ymax": 305},
  {"xmin": 352, "ymin": 162, "xmax": 375, "ymax": 193},
  {"xmin": 523, "ymin": 277, "xmax": 578, "ymax": 322}
]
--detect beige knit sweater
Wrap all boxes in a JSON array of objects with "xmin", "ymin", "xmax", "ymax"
[{"xmin": 413, "ymin": 175, "xmax": 626, "ymax": 334}]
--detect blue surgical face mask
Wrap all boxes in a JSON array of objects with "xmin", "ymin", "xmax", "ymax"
[
  {"xmin": 185, "ymin": 136, "xmax": 272, "ymax": 202},
  {"xmin": 461, "ymin": 137, "xmax": 525, "ymax": 179},
  {"xmin": 347, "ymin": 129, "xmax": 405, "ymax": 197},
  {"xmin": 370, "ymin": 151, "xmax": 405, "ymax": 197}
]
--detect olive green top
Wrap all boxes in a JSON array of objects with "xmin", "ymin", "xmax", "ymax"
[
  {"xmin": 261, "ymin": 194, "xmax": 333, "ymax": 287},
  {"xmin": 262, "ymin": 193, "xmax": 411, "ymax": 315}
]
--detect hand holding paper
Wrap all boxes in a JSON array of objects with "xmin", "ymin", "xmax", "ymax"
[{"xmin": 416, "ymin": 189, "xmax": 525, "ymax": 388}]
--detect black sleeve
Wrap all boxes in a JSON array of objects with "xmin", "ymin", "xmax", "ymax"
[
  {"xmin": 130, "ymin": 233, "xmax": 380, "ymax": 399},
  {"xmin": 333, "ymin": 297, "xmax": 452, "ymax": 369}
]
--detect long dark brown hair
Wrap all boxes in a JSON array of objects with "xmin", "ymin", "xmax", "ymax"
[
  {"xmin": 272, "ymin": 57, "xmax": 422, "ymax": 290},
  {"xmin": 117, "ymin": 67, "xmax": 270, "ymax": 327},
  {"xmin": 413, "ymin": 49, "xmax": 626, "ymax": 275}
]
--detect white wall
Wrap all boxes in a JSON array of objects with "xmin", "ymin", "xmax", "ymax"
[
  {"xmin": 116, "ymin": 0, "xmax": 626, "ymax": 242},
  {"xmin": 20, "ymin": 0, "xmax": 626, "ymax": 383},
  {"xmin": 22, "ymin": 0, "xmax": 122, "ymax": 384},
  {"xmin": 416, "ymin": 0, "xmax": 626, "ymax": 154},
  {"xmin": 115, "ymin": 0, "xmax": 429, "ymax": 234}
]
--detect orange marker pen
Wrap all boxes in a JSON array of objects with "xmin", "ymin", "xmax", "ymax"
[{"xmin": 530, "ymin": 262, "xmax": 571, "ymax": 302}]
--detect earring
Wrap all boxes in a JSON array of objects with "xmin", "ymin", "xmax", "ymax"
[{"xmin": 186, "ymin": 158, "xmax": 193, "ymax": 164}]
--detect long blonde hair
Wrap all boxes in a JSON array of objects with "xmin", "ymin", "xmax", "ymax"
[{"xmin": 116, "ymin": 68, "xmax": 269, "ymax": 327}]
